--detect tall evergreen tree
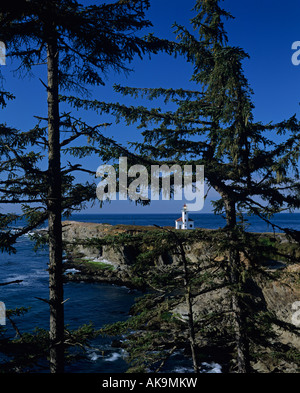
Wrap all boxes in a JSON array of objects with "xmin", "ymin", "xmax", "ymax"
[
  {"xmin": 0, "ymin": 0, "xmax": 171, "ymax": 373},
  {"xmin": 63, "ymin": 0, "xmax": 300, "ymax": 372}
]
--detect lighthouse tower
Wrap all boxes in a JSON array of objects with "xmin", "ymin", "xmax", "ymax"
[
  {"xmin": 175, "ymin": 204, "xmax": 194, "ymax": 230},
  {"xmin": 182, "ymin": 204, "xmax": 188, "ymax": 229}
]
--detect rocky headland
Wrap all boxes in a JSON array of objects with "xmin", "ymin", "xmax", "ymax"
[{"xmin": 61, "ymin": 220, "xmax": 300, "ymax": 372}]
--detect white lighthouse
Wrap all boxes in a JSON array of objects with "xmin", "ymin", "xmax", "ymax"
[{"xmin": 175, "ymin": 204, "xmax": 194, "ymax": 230}]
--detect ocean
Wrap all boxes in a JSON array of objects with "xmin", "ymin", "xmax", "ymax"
[
  {"xmin": 66, "ymin": 212, "xmax": 300, "ymax": 233},
  {"xmin": 1, "ymin": 213, "xmax": 299, "ymax": 373}
]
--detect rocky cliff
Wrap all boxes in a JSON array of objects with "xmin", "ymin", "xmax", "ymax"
[
  {"xmin": 62, "ymin": 220, "xmax": 164, "ymax": 288},
  {"xmin": 61, "ymin": 220, "xmax": 300, "ymax": 372}
]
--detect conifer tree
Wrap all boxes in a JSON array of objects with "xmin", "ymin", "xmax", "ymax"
[
  {"xmin": 64, "ymin": 0, "xmax": 300, "ymax": 372},
  {"xmin": 0, "ymin": 0, "xmax": 171, "ymax": 373},
  {"xmin": 95, "ymin": 223, "xmax": 299, "ymax": 373}
]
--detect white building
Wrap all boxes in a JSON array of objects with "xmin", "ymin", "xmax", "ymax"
[{"xmin": 175, "ymin": 204, "xmax": 195, "ymax": 230}]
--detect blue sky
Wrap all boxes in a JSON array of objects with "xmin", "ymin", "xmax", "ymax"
[{"xmin": 1, "ymin": 0, "xmax": 300, "ymax": 215}]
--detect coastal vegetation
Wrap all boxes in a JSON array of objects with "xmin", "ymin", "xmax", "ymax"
[
  {"xmin": 64, "ymin": 0, "xmax": 300, "ymax": 372},
  {"xmin": 62, "ymin": 221, "xmax": 300, "ymax": 373},
  {"xmin": 0, "ymin": 0, "xmax": 300, "ymax": 374},
  {"xmin": 0, "ymin": 0, "xmax": 170, "ymax": 373}
]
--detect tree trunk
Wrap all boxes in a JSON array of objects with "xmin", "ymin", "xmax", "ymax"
[
  {"xmin": 224, "ymin": 196, "xmax": 251, "ymax": 373},
  {"xmin": 179, "ymin": 241, "xmax": 199, "ymax": 373},
  {"xmin": 165, "ymin": 227, "xmax": 199, "ymax": 373},
  {"xmin": 47, "ymin": 36, "xmax": 64, "ymax": 374},
  {"xmin": 185, "ymin": 284, "xmax": 199, "ymax": 373},
  {"xmin": 224, "ymin": 198, "xmax": 237, "ymax": 229},
  {"xmin": 229, "ymin": 247, "xmax": 251, "ymax": 373}
]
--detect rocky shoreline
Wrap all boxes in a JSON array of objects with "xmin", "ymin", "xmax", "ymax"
[
  {"xmin": 59, "ymin": 220, "xmax": 300, "ymax": 372},
  {"xmin": 63, "ymin": 257, "xmax": 145, "ymax": 290}
]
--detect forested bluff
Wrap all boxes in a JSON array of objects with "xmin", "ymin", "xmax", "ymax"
[{"xmin": 60, "ymin": 220, "xmax": 300, "ymax": 373}]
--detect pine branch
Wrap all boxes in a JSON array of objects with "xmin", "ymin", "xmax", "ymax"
[{"xmin": 0, "ymin": 280, "xmax": 23, "ymax": 286}]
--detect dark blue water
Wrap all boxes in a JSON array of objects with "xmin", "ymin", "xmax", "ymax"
[
  {"xmin": 0, "ymin": 233, "xmax": 141, "ymax": 373},
  {"xmin": 1, "ymin": 213, "xmax": 299, "ymax": 373},
  {"xmin": 66, "ymin": 212, "xmax": 300, "ymax": 233}
]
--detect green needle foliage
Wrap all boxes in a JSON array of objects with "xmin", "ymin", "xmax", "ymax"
[
  {"xmin": 0, "ymin": 0, "xmax": 172, "ymax": 373},
  {"xmin": 94, "ymin": 225, "xmax": 299, "ymax": 373},
  {"xmin": 67, "ymin": 0, "xmax": 300, "ymax": 373}
]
